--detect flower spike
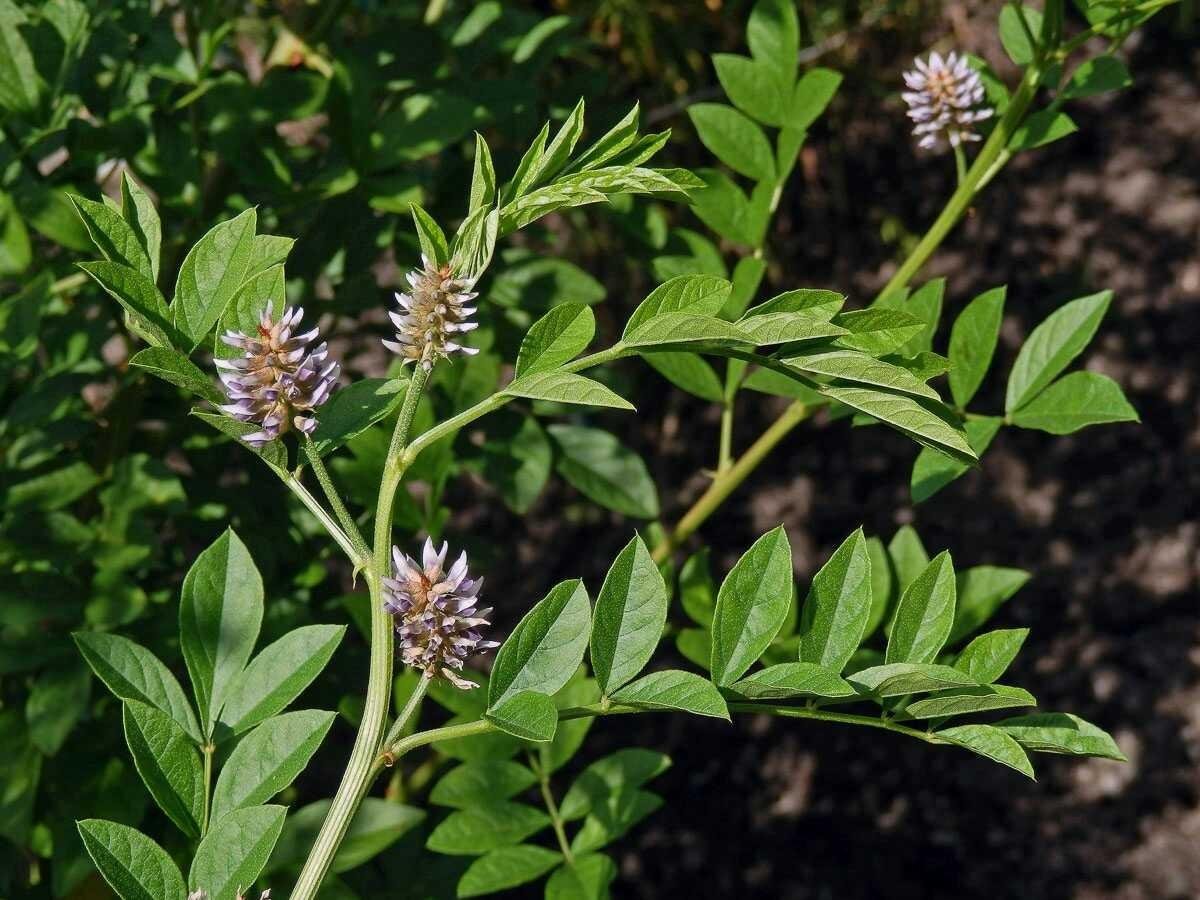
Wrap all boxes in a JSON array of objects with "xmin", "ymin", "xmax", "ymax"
[
  {"xmin": 383, "ymin": 255, "xmax": 480, "ymax": 371},
  {"xmin": 901, "ymin": 50, "xmax": 994, "ymax": 152}
]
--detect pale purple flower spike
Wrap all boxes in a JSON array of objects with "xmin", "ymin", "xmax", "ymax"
[
  {"xmin": 902, "ymin": 51, "xmax": 994, "ymax": 152},
  {"xmin": 215, "ymin": 303, "xmax": 339, "ymax": 446},
  {"xmin": 383, "ymin": 255, "xmax": 480, "ymax": 372},
  {"xmin": 383, "ymin": 537, "xmax": 497, "ymax": 690}
]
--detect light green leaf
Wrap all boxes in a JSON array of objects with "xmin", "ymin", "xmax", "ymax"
[
  {"xmin": 848, "ymin": 662, "xmax": 978, "ymax": 697},
  {"xmin": 784, "ymin": 349, "xmax": 939, "ymax": 400},
  {"xmin": 995, "ymin": 713, "xmax": 1125, "ymax": 760},
  {"xmin": 69, "ymin": 194, "xmax": 154, "ymax": 282},
  {"xmin": 888, "ymin": 526, "xmax": 929, "ymax": 594},
  {"xmin": 120, "ymin": 174, "xmax": 162, "ymax": 284},
  {"xmin": 625, "ymin": 312, "xmax": 753, "ymax": 348},
  {"xmin": 950, "ymin": 566, "xmax": 1030, "ymax": 644},
  {"xmin": 938, "ymin": 723, "xmax": 1035, "ymax": 779},
  {"xmin": 210, "ymin": 710, "xmax": 335, "ymax": 821},
  {"xmin": 611, "ymin": 670, "xmax": 729, "ymax": 719},
  {"xmin": 833, "ymin": 308, "xmax": 926, "ymax": 355},
  {"xmin": 714, "ymin": 53, "xmax": 786, "ymax": 125},
  {"xmin": 710, "ymin": 526, "xmax": 793, "ymax": 686},
  {"xmin": 246, "ymin": 235, "xmax": 294, "ymax": 276},
  {"xmin": 549, "ymin": 425, "xmax": 659, "ymax": 519},
  {"xmin": 430, "ymin": 761, "xmax": 538, "ymax": 809},
  {"xmin": 745, "ymin": 288, "xmax": 845, "ymax": 321},
  {"xmin": 1009, "ymin": 108, "xmax": 1077, "ymax": 150},
  {"xmin": 488, "ymin": 580, "xmax": 592, "ymax": 708},
  {"xmin": 905, "ymin": 684, "xmax": 1036, "ymax": 720},
  {"xmin": 122, "ymin": 701, "xmax": 204, "ymax": 839},
  {"xmin": 886, "ymin": 551, "xmax": 956, "ymax": 664},
  {"xmin": 730, "ymin": 662, "xmax": 854, "ymax": 700},
  {"xmin": 565, "ymin": 103, "xmax": 640, "ymax": 174},
  {"xmin": 545, "ymin": 853, "xmax": 617, "ymax": 900},
  {"xmin": 738, "ymin": 313, "xmax": 847, "ymax": 346},
  {"xmin": 948, "ymin": 286, "xmax": 1006, "ymax": 408},
  {"xmin": 410, "ymin": 203, "xmax": 448, "ymax": 267},
  {"xmin": 0, "ymin": 3, "xmax": 40, "ymax": 115},
  {"xmin": 212, "ymin": 265, "xmax": 286, "ymax": 359},
  {"xmin": 73, "ymin": 632, "xmax": 201, "ymax": 741},
  {"xmin": 688, "ymin": 103, "xmax": 776, "ymax": 181},
  {"xmin": 863, "ymin": 536, "xmax": 893, "ymax": 639},
  {"xmin": 623, "ymin": 274, "xmax": 732, "ymax": 336},
  {"xmin": 1010, "ymin": 371, "xmax": 1137, "ymax": 433},
  {"xmin": 645, "ymin": 353, "xmax": 725, "ymax": 402},
  {"xmin": 818, "ymin": 384, "xmax": 976, "ymax": 464},
  {"xmin": 790, "ymin": 68, "xmax": 842, "ymax": 129},
  {"xmin": 78, "ymin": 261, "xmax": 176, "ymax": 348},
  {"xmin": 504, "ymin": 371, "xmax": 633, "ymax": 410},
  {"xmin": 911, "ymin": 416, "xmax": 1003, "ymax": 503},
  {"xmin": 895, "ymin": 277, "xmax": 944, "ymax": 356},
  {"xmin": 218, "ymin": 625, "xmax": 346, "ymax": 736},
  {"xmin": 1063, "ymin": 55, "xmax": 1132, "ymax": 98},
  {"xmin": 189, "ymin": 804, "xmax": 285, "ymax": 900},
  {"xmin": 484, "ymin": 691, "xmax": 559, "ymax": 742},
  {"xmin": 998, "ymin": 4, "xmax": 1042, "ymax": 65},
  {"xmin": 130, "ymin": 347, "xmax": 223, "ymax": 403},
  {"xmin": 590, "ymin": 536, "xmax": 669, "ymax": 695},
  {"xmin": 679, "ymin": 549, "xmax": 716, "ymax": 628},
  {"xmin": 688, "ymin": 168, "xmax": 755, "ymax": 245},
  {"xmin": 310, "ymin": 378, "xmax": 407, "ymax": 455},
  {"xmin": 77, "ymin": 820, "xmax": 186, "ymax": 900},
  {"xmin": 516, "ymin": 304, "xmax": 595, "ymax": 376},
  {"xmin": 747, "ymin": 0, "xmax": 799, "ymax": 81},
  {"xmin": 953, "ymin": 628, "xmax": 1029, "ymax": 683},
  {"xmin": 426, "ymin": 802, "xmax": 550, "ymax": 856},
  {"xmin": 179, "ymin": 529, "xmax": 264, "ymax": 734},
  {"xmin": 797, "ymin": 528, "xmax": 873, "ymax": 672},
  {"xmin": 457, "ymin": 845, "xmax": 561, "ymax": 897},
  {"xmin": 171, "ymin": 208, "xmax": 258, "ymax": 350}
]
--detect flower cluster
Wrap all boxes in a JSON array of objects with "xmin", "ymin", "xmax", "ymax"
[
  {"xmin": 383, "ymin": 538, "xmax": 497, "ymax": 690},
  {"xmin": 902, "ymin": 50, "xmax": 994, "ymax": 151},
  {"xmin": 216, "ymin": 304, "xmax": 338, "ymax": 446},
  {"xmin": 383, "ymin": 256, "xmax": 479, "ymax": 371}
]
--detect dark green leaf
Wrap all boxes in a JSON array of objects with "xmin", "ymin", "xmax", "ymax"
[
  {"xmin": 910, "ymin": 416, "xmax": 1003, "ymax": 503},
  {"xmin": 544, "ymin": 853, "xmax": 617, "ymax": 900},
  {"xmin": 560, "ymin": 749, "xmax": 671, "ymax": 820},
  {"xmin": 549, "ymin": 425, "xmax": 659, "ymax": 519},
  {"xmin": 570, "ymin": 789, "xmax": 661, "ymax": 855},
  {"xmin": 410, "ymin": 204, "xmax": 448, "ymax": 267},
  {"xmin": 122, "ymin": 701, "xmax": 204, "ymax": 839},
  {"xmin": 1009, "ymin": 108, "xmax": 1077, "ymax": 150},
  {"xmin": 938, "ymin": 723, "xmax": 1035, "ymax": 778},
  {"xmin": 833, "ymin": 309, "xmax": 925, "ymax": 355},
  {"xmin": 488, "ymin": 580, "xmax": 591, "ymax": 708},
  {"xmin": 885, "ymin": 552, "xmax": 956, "ymax": 664},
  {"xmin": 69, "ymin": 195, "xmax": 154, "ymax": 282},
  {"xmin": 950, "ymin": 566, "xmax": 1030, "ymax": 644},
  {"xmin": 426, "ymin": 802, "xmax": 550, "ymax": 856},
  {"xmin": 818, "ymin": 385, "xmax": 976, "ymax": 464},
  {"xmin": 77, "ymin": 820, "xmax": 186, "ymax": 900},
  {"xmin": 270, "ymin": 799, "xmax": 424, "ymax": 875},
  {"xmin": 1063, "ymin": 55, "xmax": 1132, "ymax": 98},
  {"xmin": 713, "ymin": 54, "xmax": 786, "ymax": 125},
  {"xmin": 747, "ymin": 0, "xmax": 799, "ymax": 81},
  {"xmin": 785, "ymin": 350, "xmax": 939, "ymax": 400},
  {"xmin": 688, "ymin": 103, "xmax": 776, "ymax": 181},
  {"xmin": 78, "ymin": 261, "xmax": 176, "ymax": 348},
  {"xmin": 730, "ymin": 662, "xmax": 854, "ymax": 700},
  {"xmin": 171, "ymin": 209, "xmax": 258, "ymax": 350},
  {"xmin": 485, "ymin": 691, "xmax": 559, "ymax": 742},
  {"xmin": 797, "ymin": 529, "xmax": 872, "ymax": 672},
  {"xmin": 430, "ymin": 761, "xmax": 538, "ymax": 809},
  {"xmin": 311, "ymin": 378, "xmax": 408, "ymax": 455},
  {"xmin": 948, "ymin": 286, "xmax": 1006, "ymax": 407},
  {"xmin": 515, "ymin": 304, "xmax": 595, "ymax": 376},
  {"xmin": 26, "ymin": 665, "xmax": 90, "ymax": 756},
  {"xmin": 953, "ymin": 628, "xmax": 1029, "ymax": 683},
  {"xmin": 457, "ymin": 845, "xmax": 561, "ymax": 897},
  {"xmin": 790, "ymin": 68, "xmax": 842, "ymax": 129},
  {"xmin": 590, "ymin": 535, "xmax": 669, "ymax": 695},
  {"xmin": 189, "ymin": 804, "xmax": 286, "ymax": 900},
  {"xmin": 130, "ymin": 347, "xmax": 223, "ymax": 403},
  {"xmin": 121, "ymin": 174, "xmax": 162, "ymax": 284},
  {"xmin": 645, "ymin": 353, "xmax": 725, "ymax": 402}
]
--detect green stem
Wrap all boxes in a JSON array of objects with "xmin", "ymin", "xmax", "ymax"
[
  {"xmin": 953, "ymin": 143, "xmax": 967, "ymax": 185},
  {"xmin": 52, "ymin": 272, "xmax": 88, "ymax": 295},
  {"xmin": 530, "ymin": 752, "xmax": 575, "ymax": 865},
  {"xmin": 381, "ymin": 676, "xmax": 430, "ymax": 754},
  {"xmin": 290, "ymin": 365, "xmax": 431, "ymax": 900},
  {"xmin": 282, "ymin": 475, "xmax": 362, "ymax": 565},
  {"xmin": 201, "ymin": 743, "xmax": 214, "ymax": 835},
  {"xmin": 302, "ymin": 434, "xmax": 369, "ymax": 559}
]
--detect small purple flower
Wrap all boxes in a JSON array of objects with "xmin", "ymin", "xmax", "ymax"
[
  {"xmin": 215, "ymin": 304, "xmax": 339, "ymax": 446},
  {"xmin": 383, "ymin": 538, "xmax": 497, "ymax": 690},
  {"xmin": 902, "ymin": 50, "xmax": 994, "ymax": 151},
  {"xmin": 383, "ymin": 256, "xmax": 480, "ymax": 372}
]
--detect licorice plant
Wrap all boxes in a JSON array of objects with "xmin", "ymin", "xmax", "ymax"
[{"xmin": 65, "ymin": 1, "xmax": 1171, "ymax": 898}]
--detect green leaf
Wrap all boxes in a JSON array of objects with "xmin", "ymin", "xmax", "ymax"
[
  {"xmin": 310, "ymin": 378, "xmax": 407, "ymax": 455},
  {"xmin": 888, "ymin": 526, "xmax": 929, "ymax": 594},
  {"xmin": 886, "ymin": 552, "xmax": 956, "ymax": 664},
  {"xmin": 1010, "ymin": 371, "xmax": 1137, "ymax": 433},
  {"xmin": 122, "ymin": 702, "xmax": 204, "ymax": 839},
  {"xmin": 410, "ymin": 204, "xmax": 448, "ymax": 267},
  {"xmin": 714, "ymin": 54, "xmax": 786, "ymax": 126},
  {"xmin": 570, "ymin": 788, "xmax": 662, "ymax": 855},
  {"xmin": 710, "ymin": 526, "xmax": 793, "ymax": 686},
  {"xmin": 246, "ymin": 235, "xmax": 294, "ymax": 276},
  {"xmin": 730, "ymin": 662, "xmax": 854, "ymax": 700},
  {"xmin": 171, "ymin": 208, "xmax": 258, "ymax": 350},
  {"xmin": 688, "ymin": 168, "xmax": 755, "ymax": 245},
  {"xmin": 504, "ymin": 371, "xmax": 633, "ymax": 410},
  {"xmin": 70, "ymin": 194, "xmax": 154, "ymax": 282},
  {"xmin": 863, "ymin": 536, "xmax": 893, "ymax": 639},
  {"xmin": 218, "ymin": 625, "xmax": 345, "ymax": 736},
  {"xmin": 590, "ymin": 535, "xmax": 669, "ymax": 695},
  {"xmin": 938, "ymin": 723, "xmax": 1035, "ymax": 779},
  {"xmin": 179, "ymin": 529, "xmax": 264, "ymax": 735},
  {"xmin": 833, "ymin": 309, "xmax": 926, "ymax": 355},
  {"xmin": 679, "ymin": 549, "xmax": 716, "ymax": 628},
  {"xmin": 790, "ymin": 68, "xmax": 842, "ymax": 130},
  {"xmin": 819, "ymin": 385, "xmax": 976, "ymax": 464},
  {"xmin": 192, "ymin": 412, "xmax": 289, "ymax": 471},
  {"xmin": 737, "ymin": 313, "xmax": 847, "ymax": 346},
  {"xmin": 0, "ymin": 3, "xmax": 40, "ymax": 115},
  {"xmin": 995, "ymin": 713, "xmax": 1125, "ymax": 760},
  {"xmin": 784, "ymin": 350, "xmax": 939, "ymax": 400},
  {"xmin": 998, "ymin": 4, "xmax": 1042, "ymax": 65},
  {"xmin": 645, "ymin": 353, "xmax": 725, "ymax": 402},
  {"xmin": 688, "ymin": 103, "xmax": 776, "ymax": 181},
  {"xmin": 73, "ymin": 632, "xmax": 201, "ymax": 741},
  {"xmin": 905, "ymin": 684, "xmax": 1036, "ymax": 720},
  {"xmin": 624, "ymin": 312, "xmax": 753, "ymax": 348},
  {"xmin": 747, "ymin": 0, "xmax": 799, "ymax": 81},
  {"xmin": 911, "ymin": 416, "xmax": 1003, "ymax": 503},
  {"xmin": 536, "ymin": 98, "xmax": 587, "ymax": 184},
  {"xmin": 516, "ymin": 304, "xmax": 595, "ymax": 376},
  {"xmin": 623, "ymin": 274, "xmax": 731, "ymax": 336},
  {"xmin": 611, "ymin": 670, "xmax": 729, "ymax": 719},
  {"xmin": 1062, "ymin": 55, "xmax": 1132, "ymax": 98},
  {"xmin": 560, "ymin": 749, "xmax": 671, "ymax": 820},
  {"xmin": 545, "ymin": 853, "xmax": 617, "ymax": 900},
  {"xmin": 271, "ymin": 799, "xmax": 424, "ymax": 875},
  {"xmin": 484, "ymin": 691, "xmax": 559, "ymax": 742},
  {"xmin": 745, "ymin": 288, "xmax": 845, "ymax": 321},
  {"xmin": 430, "ymin": 761, "xmax": 538, "ymax": 809},
  {"xmin": 121, "ymin": 174, "xmax": 162, "ymax": 284},
  {"xmin": 949, "ymin": 566, "xmax": 1030, "ymax": 644},
  {"xmin": 953, "ymin": 628, "xmax": 1029, "ymax": 683},
  {"xmin": 469, "ymin": 414, "xmax": 552, "ymax": 514},
  {"xmin": 26, "ymin": 665, "xmax": 90, "ymax": 756},
  {"xmin": 488, "ymin": 580, "xmax": 592, "ymax": 708},
  {"xmin": 210, "ymin": 710, "xmax": 335, "ymax": 821},
  {"xmin": 543, "ymin": 670, "xmax": 601, "ymax": 773},
  {"xmin": 548, "ymin": 425, "xmax": 659, "ymax": 519},
  {"xmin": 77, "ymin": 820, "xmax": 186, "ymax": 900},
  {"xmin": 457, "ymin": 845, "xmax": 561, "ymax": 897},
  {"xmin": 130, "ymin": 347, "xmax": 223, "ymax": 403},
  {"xmin": 848, "ymin": 662, "xmax": 979, "ymax": 697},
  {"xmin": 189, "ymin": 804, "xmax": 286, "ymax": 900},
  {"xmin": 212, "ymin": 266, "xmax": 286, "ymax": 359},
  {"xmin": 797, "ymin": 528, "xmax": 873, "ymax": 672},
  {"xmin": 78, "ymin": 260, "xmax": 176, "ymax": 348},
  {"xmin": 948, "ymin": 286, "xmax": 1006, "ymax": 407},
  {"xmin": 426, "ymin": 802, "xmax": 550, "ymax": 856},
  {"xmin": 1008, "ymin": 108, "xmax": 1078, "ymax": 150}
]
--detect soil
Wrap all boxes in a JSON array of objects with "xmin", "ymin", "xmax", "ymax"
[{"xmin": 471, "ymin": 12, "xmax": 1199, "ymax": 900}]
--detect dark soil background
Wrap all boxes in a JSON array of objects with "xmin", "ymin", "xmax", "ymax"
[{"xmin": 472, "ymin": 8, "xmax": 1199, "ymax": 900}]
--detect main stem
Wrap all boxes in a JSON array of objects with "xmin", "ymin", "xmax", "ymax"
[
  {"xmin": 530, "ymin": 753, "xmax": 575, "ymax": 865},
  {"xmin": 291, "ymin": 365, "xmax": 431, "ymax": 900}
]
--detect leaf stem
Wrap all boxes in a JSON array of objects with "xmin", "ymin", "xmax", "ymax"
[
  {"xmin": 529, "ymin": 752, "xmax": 575, "ymax": 866},
  {"xmin": 282, "ymin": 474, "xmax": 363, "ymax": 565},
  {"xmin": 381, "ymin": 675, "xmax": 430, "ymax": 755},
  {"xmin": 302, "ymin": 433, "xmax": 369, "ymax": 559},
  {"xmin": 290, "ymin": 364, "xmax": 431, "ymax": 900},
  {"xmin": 201, "ymin": 742, "xmax": 214, "ymax": 835}
]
